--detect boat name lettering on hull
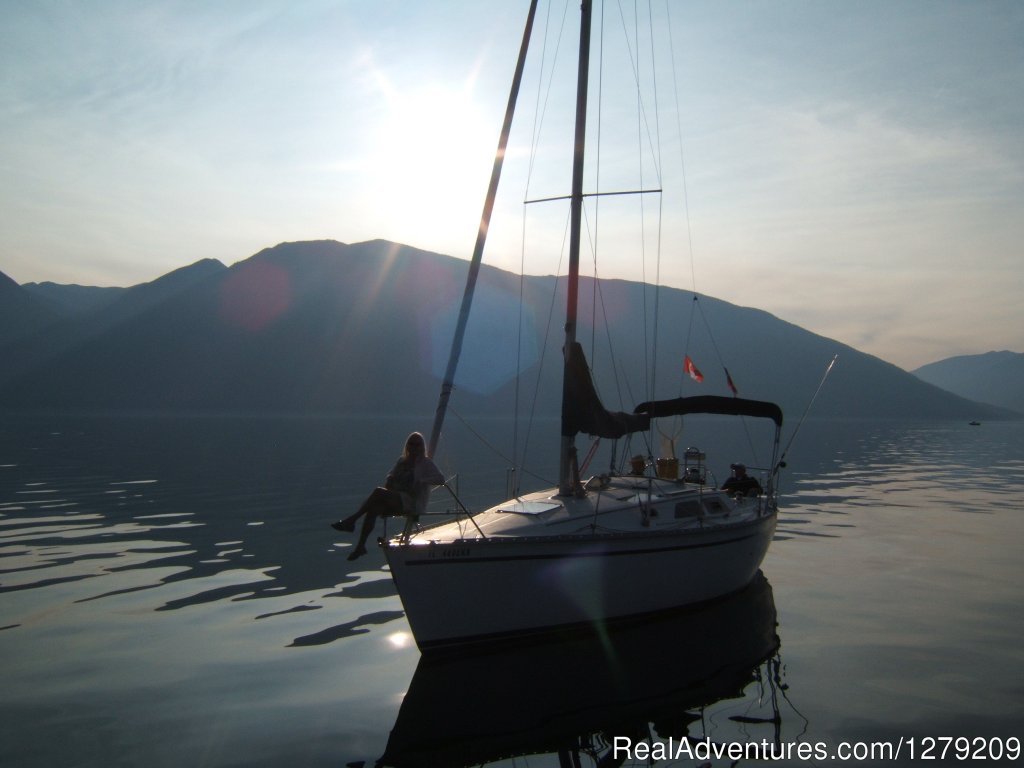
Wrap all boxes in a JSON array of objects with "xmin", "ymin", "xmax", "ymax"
[{"xmin": 429, "ymin": 546, "xmax": 471, "ymax": 559}]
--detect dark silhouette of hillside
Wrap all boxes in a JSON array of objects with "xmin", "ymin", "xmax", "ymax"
[
  {"xmin": 0, "ymin": 240, "xmax": 1015, "ymax": 421},
  {"xmin": 21, "ymin": 281, "xmax": 125, "ymax": 315},
  {"xmin": 913, "ymin": 351, "xmax": 1023, "ymax": 415},
  {"xmin": 0, "ymin": 269, "xmax": 62, "ymax": 347}
]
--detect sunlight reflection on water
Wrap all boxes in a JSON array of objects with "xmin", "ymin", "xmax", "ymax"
[{"xmin": 1, "ymin": 415, "xmax": 1023, "ymax": 766}]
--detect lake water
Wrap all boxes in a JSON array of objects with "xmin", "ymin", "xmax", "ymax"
[{"xmin": 1, "ymin": 414, "xmax": 1022, "ymax": 766}]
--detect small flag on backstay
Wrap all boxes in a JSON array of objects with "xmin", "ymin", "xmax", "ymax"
[
  {"xmin": 725, "ymin": 367, "xmax": 738, "ymax": 395},
  {"xmin": 683, "ymin": 355, "xmax": 704, "ymax": 383}
]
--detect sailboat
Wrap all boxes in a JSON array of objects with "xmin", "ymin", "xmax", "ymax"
[{"xmin": 382, "ymin": 0, "xmax": 784, "ymax": 651}]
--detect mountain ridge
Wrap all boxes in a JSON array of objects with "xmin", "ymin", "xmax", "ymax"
[
  {"xmin": 913, "ymin": 351, "xmax": 1023, "ymax": 414},
  {"xmin": 1, "ymin": 241, "xmax": 1016, "ymax": 421}
]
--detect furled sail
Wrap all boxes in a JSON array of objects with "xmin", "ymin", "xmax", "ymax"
[{"xmin": 561, "ymin": 342, "xmax": 651, "ymax": 438}]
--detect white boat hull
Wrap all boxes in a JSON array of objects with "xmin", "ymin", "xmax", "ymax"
[{"xmin": 384, "ymin": 491, "xmax": 776, "ymax": 650}]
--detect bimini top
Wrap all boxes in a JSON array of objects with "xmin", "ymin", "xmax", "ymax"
[{"xmin": 634, "ymin": 395, "xmax": 784, "ymax": 427}]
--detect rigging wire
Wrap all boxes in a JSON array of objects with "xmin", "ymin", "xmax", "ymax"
[
  {"xmin": 594, "ymin": 0, "xmax": 676, "ymax": 457},
  {"xmin": 780, "ymin": 354, "xmax": 839, "ymax": 467},
  {"xmin": 450, "ymin": 406, "xmax": 555, "ymax": 489},
  {"xmin": 589, "ymin": 0, "xmax": 674, "ymax": 468},
  {"xmin": 645, "ymin": 0, "xmax": 670, "ymax": 455},
  {"xmin": 510, "ymin": 0, "xmax": 568, "ymax": 495},
  {"xmin": 664, "ymin": 0, "xmax": 698, "ymax": 295},
  {"xmin": 693, "ymin": 294, "xmax": 762, "ymax": 464},
  {"xmin": 460, "ymin": 0, "xmax": 755, "ymax": 487},
  {"xmin": 588, "ymin": 0, "xmax": 604, "ymax": 363},
  {"xmin": 663, "ymin": 0, "xmax": 712, "ymax": 426},
  {"xmin": 592, "ymin": 0, "xmax": 676, "ymax": 469},
  {"xmin": 515, "ymin": 208, "xmax": 572, "ymax": 488},
  {"xmin": 657, "ymin": 0, "xmax": 768, "ymax": 468},
  {"xmin": 615, "ymin": 0, "xmax": 654, "ymax": 415},
  {"xmin": 525, "ymin": 0, "xmax": 569, "ymax": 189}
]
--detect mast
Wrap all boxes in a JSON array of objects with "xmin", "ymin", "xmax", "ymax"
[
  {"xmin": 427, "ymin": 0, "xmax": 539, "ymax": 459},
  {"xmin": 558, "ymin": 0, "xmax": 593, "ymax": 496}
]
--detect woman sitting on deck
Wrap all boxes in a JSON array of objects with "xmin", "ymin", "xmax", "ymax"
[{"xmin": 332, "ymin": 432, "xmax": 444, "ymax": 560}]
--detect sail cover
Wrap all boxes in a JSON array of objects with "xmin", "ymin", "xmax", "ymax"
[
  {"xmin": 562, "ymin": 343, "xmax": 651, "ymax": 438},
  {"xmin": 634, "ymin": 395, "xmax": 783, "ymax": 427}
]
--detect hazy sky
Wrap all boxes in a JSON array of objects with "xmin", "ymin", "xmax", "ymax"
[{"xmin": 2, "ymin": 1, "xmax": 1022, "ymax": 371}]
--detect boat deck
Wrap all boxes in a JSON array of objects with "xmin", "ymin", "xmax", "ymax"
[{"xmin": 401, "ymin": 474, "xmax": 771, "ymax": 546}]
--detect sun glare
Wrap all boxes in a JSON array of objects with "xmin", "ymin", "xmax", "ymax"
[
  {"xmin": 370, "ymin": 85, "xmax": 496, "ymax": 247},
  {"xmin": 386, "ymin": 631, "xmax": 412, "ymax": 649}
]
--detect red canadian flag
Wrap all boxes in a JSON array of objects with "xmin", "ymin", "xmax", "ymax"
[{"xmin": 683, "ymin": 355, "xmax": 704, "ymax": 383}]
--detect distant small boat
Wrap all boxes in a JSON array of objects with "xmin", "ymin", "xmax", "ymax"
[{"xmin": 969, "ymin": 421, "xmax": 981, "ymax": 426}]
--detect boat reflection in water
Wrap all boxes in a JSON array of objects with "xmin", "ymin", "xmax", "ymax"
[{"xmin": 377, "ymin": 572, "xmax": 784, "ymax": 768}]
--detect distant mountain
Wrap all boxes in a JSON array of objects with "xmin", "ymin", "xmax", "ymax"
[
  {"xmin": 913, "ymin": 351, "xmax": 1024, "ymax": 415},
  {"xmin": 21, "ymin": 281, "xmax": 126, "ymax": 315},
  {"xmin": 0, "ymin": 258, "xmax": 228, "ymax": 400},
  {"xmin": 0, "ymin": 240, "xmax": 1015, "ymax": 422},
  {"xmin": 0, "ymin": 269, "xmax": 61, "ymax": 347}
]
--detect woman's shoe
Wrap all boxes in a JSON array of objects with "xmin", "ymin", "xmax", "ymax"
[{"xmin": 347, "ymin": 544, "xmax": 368, "ymax": 561}]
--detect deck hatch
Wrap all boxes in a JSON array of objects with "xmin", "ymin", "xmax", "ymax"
[{"xmin": 497, "ymin": 500, "xmax": 563, "ymax": 515}]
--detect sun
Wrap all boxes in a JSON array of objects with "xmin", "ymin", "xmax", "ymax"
[{"xmin": 369, "ymin": 84, "xmax": 498, "ymax": 249}]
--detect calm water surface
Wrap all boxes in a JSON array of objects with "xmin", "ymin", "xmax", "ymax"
[{"xmin": 1, "ymin": 414, "xmax": 1022, "ymax": 766}]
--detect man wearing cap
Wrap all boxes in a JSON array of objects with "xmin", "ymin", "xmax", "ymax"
[{"xmin": 721, "ymin": 462, "xmax": 763, "ymax": 496}]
